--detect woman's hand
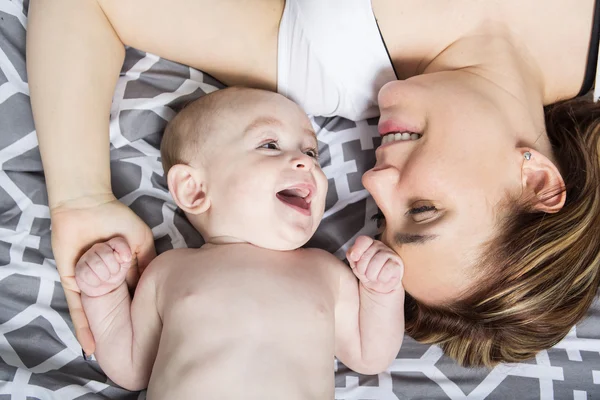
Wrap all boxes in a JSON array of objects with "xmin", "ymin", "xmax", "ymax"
[{"xmin": 50, "ymin": 195, "xmax": 156, "ymax": 356}]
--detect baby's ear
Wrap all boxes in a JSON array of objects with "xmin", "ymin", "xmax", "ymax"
[{"xmin": 167, "ymin": 164, "xmax": 211, "ymax": 215}]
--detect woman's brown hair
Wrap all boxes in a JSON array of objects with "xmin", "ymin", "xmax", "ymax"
[{"xmin": 404, "ymin": 97, "xmax": 600, "ymax": 368}]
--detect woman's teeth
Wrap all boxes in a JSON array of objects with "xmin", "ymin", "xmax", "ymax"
[{"xmin": 381, "ymin": 132, "xmax": 422, "ymax": 145}]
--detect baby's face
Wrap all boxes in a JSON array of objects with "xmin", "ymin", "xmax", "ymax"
[{"xmin": 199, "ymin": 91, "xmax": 327, "ymax": 250}]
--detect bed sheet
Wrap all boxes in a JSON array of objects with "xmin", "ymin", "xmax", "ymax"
[{"xmin": 1, "ymin": 1, "xmax": 599, "ymax": 399}]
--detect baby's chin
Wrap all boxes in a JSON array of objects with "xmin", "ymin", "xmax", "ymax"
[
  {"xmin": 249, "ymin": 235, "xmax": 312, "ymax": 252},
  {"xmin": 248, "ymin": 227, "xmax": 317, "ymax": 251}
]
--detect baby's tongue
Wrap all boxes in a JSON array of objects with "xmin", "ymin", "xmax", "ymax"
[{"xmin": 277, "ymin": 189, "xmax": 309, "ymax": 210}]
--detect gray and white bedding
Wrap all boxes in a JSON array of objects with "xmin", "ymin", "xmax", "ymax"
[{"xmin": 1, "ymin": 1, "xmax": 599, "ymax": 399}]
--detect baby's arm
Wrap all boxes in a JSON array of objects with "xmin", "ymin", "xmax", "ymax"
[
  {"xmin": 333, "ymin": 236, "xmax": 405, "ymax": 375},
  {"xmin": 75, "ymin": 238, "xmax": 162, "ymax": 391}
]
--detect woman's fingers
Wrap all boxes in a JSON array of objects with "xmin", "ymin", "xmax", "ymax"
[
  {"xmin": 54, "ymin": 245, "xmax": 96, "ymax": 354},
  {"xmin": 134, "ymin": 227, "xmax": 157, "ymax": 275},
  {"xmin": 63, "ymin": 286, "xmax": 95, "ymax": 355},
  {"xmin": 50, "ymin": 198, "xmax": 154, "ymax": 356}
]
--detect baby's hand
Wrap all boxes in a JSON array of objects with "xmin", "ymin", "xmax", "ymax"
[
  {"xmin": 347, "ymin": 236, "xmax": 403, "ymax": 294},
  {"xmin": 75, "ymin": 237, "xmax": 133, "ymax": 298}
]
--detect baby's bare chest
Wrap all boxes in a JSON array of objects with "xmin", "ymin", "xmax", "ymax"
[
  {"xmin": 158, "ymin": 248, "xmax": 337, "ymax": 330},
  {"xmin": 148, "ymin": 248, "xmax": 339, "ymax": 396}
]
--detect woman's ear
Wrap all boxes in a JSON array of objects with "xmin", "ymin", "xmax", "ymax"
[
  {"xmin": 167, "ymin": 164, "xmax": 211, "ymax": 215},
  {"xmin": 520, "ymin": 149, "xmax": 566, "ymax": 213}
]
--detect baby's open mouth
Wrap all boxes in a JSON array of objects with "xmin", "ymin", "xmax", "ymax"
[
  {"xmin": 277, "ymin": 188, "xmax": 310, "ymax": 210},
  {"xmin": 276, "ymin": 185, "xmax": 314, "ymax": 216}
]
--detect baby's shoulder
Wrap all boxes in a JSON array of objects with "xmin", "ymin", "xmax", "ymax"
[
  {"xmin": 143, "ymin": 248, "xmax": 202, "ymax": 276},
  {"xmin": 300, "ymin": 247, "xmax": 345, "ymax": 268}
]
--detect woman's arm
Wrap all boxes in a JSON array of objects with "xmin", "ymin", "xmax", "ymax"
[
  {"xmin": 27, "ymin": 0, "xmax": 121, "ymax": 209},
  {"xmin": 26, "ymin": 0, "xmax": 280, "ymax": 354},
  {"xmin": 95, "ymin": 0, "xmax": 281, "ymax": 91},
  {"xmin": 28, "ymin": 1, "xmax": 159, "ymax": 356},
  {"xmin": 27, "ymin": 0, "xmax": 281, "ymax": 207}
]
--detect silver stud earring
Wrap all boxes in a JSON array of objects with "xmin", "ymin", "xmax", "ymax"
[{"xmin": 524, "ymin": 151, "xmax": 532, "ymax": 160}]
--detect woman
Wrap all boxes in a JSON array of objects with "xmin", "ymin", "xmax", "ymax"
[{"xmin": 27, "ymin": 0, "xmax": 600, "ymax": 367}]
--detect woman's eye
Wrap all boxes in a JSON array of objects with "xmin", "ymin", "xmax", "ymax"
[
  {"xmin": 370, "ymin": 210, "xmax": 385, "ymax": 228},
  {"xmin": 260, "ymin": 141, "xmax": 279, "ymax": 150},
  {"xmin": 304, "ymin": 148, "xmax": 318, "ymax": 159},
  {"xmin": 407, "ymin": 205, "xmax": 438, "ymax": 223}
]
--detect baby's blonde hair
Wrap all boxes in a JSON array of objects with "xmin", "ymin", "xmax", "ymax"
[{"xmin": 161, "ymin": 87, "xmax": 246, "ymax": 176}]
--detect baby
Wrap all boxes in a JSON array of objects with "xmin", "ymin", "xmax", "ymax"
[{"xmin": 75, "ymin": 87, "xmax": 405, "ymax": 399}]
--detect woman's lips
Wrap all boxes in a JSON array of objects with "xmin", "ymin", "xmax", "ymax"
[{"xmin": 378, "ymin": 119, "xmax": 422, "ymax": 136}]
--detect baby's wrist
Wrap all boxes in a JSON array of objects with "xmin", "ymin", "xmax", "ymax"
[
  {"xmin": 80, "ymin": 281, "xmax": 128, "ymax": 299},
  {"xmin": 360, "ymin": 280, "xmax": 404, "ymax": 295}
]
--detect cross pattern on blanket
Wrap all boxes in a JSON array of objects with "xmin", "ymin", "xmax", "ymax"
[{"xmin": 1, "ymin": 1, "xmax": 599, "ymax": 399}]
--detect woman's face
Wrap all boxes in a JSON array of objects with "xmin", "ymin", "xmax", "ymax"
[{"xmin": 363, "ymin": 72, "xmax": 536, "ymax": 305}]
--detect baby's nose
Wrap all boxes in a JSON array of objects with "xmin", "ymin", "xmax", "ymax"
[{"xmin": 292, "ymin": 154, "xmax": 314, "ymax": 170}]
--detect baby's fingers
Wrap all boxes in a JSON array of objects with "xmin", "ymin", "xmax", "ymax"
[
  {"xmin": 365, "ymin": 251, "xmax": 390, "ymax": 282},
  {"xmin": 94, "ymin": 244, "xmax": 122, "ymax": 275},
  {"xmin": 352, "ymin": 244, "xmax": 380, "ymax": 277},
  {"xmin": 76, "ymin": 261, "xmax": 102, "ymax": 288},
  {"xmin": 84, "ymin": 250, "xmax": 111, "ymax": 282},
  {"xmin": 347, "ymin": 236, "xmax": 374, "ymax": 263},
  {"xmin": 106, "ymin": 237, "xmax": 132, "ymax": 266},
  {"xmin": 377, "ymin": 262, "xmax": 396, "ymax": 283},
  {"xmin": 378, "ymin": 259, "xmax": 403, "ymax": 284},
  {"xmin": 359, "ymin": 259, "xmax": 404, "ymax": 294}
]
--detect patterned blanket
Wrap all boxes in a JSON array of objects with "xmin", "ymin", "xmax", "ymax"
[{"xmin": 1, "ymin": 1, "xmax": 599, "ymax": 398}]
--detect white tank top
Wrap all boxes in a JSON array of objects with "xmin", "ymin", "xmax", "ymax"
[{"xmin": 277, "ymin": 0, "xmax": 397, "ymax": 121}]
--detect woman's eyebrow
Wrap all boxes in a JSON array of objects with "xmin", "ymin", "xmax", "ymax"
[{"xmin": 395, "ymin": 233, "xmax": 439, "ymax": 245}]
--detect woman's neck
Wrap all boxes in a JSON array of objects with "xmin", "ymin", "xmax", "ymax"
[
  {"xmin": 374, "ymin": 0, "xmax": 595, "ymax": 103},
  {"xmin": 428, "ymin": 31, "xmax": 553, "ymax": 153},
  {"xmin": 424, "ymin": 24, "xmax": 546, "ymax": 115}
]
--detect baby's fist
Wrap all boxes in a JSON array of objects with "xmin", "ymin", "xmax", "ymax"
[
  {"xmin": 347, "ymin": 236, "xmax": 403, "ymax": 294},
  {"xmin": 75, "ymin": 237, "xmax": 133, "ymax": 297}
]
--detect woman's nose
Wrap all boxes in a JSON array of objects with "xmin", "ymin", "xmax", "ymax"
[{"xmin": 362, "ymin": 165, "xmax": 401, "ymax": 201}]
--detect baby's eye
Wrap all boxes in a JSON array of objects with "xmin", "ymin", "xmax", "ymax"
[
  {"xmin": 259, "ymin": 141, "xmax": 279, "ymax": 150},
  {"xmin": 304, "ymin": 148, "xmax": 318, "ymax": 159}
]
